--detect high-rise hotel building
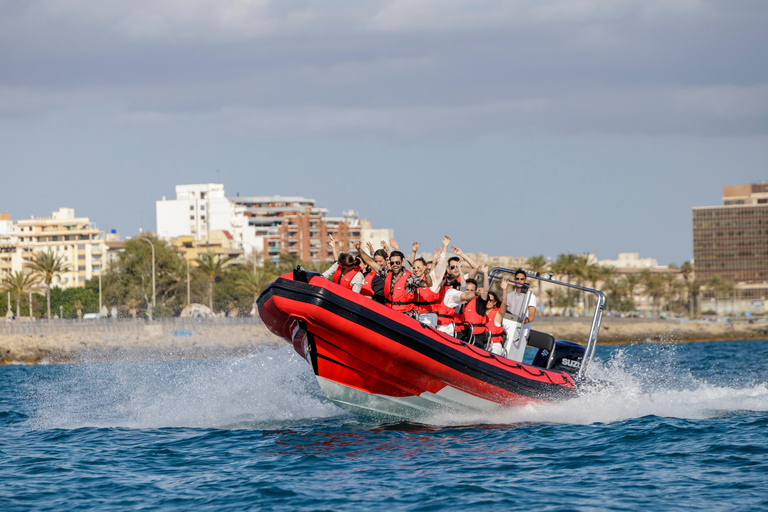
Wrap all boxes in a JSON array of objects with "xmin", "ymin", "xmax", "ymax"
[{"xmin": 692, "ymin": 182, "xmax": 768, "ymax": 310}]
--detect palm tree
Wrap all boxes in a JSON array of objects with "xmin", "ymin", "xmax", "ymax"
[
  {"xmin": 624, "ymin": 273, "xmax": 643, "ymax": 312},
  {"xmin": 526, "ymin": 255, "xmax": 548, "ymax": 300},
  {"xmin": 706, "ymin": 275, "xmax": 723, "ymax": 315},
  {"xmin": 26, "ymin": 251, "xmax": 70, "ymax": 320},
  {"xmin": 195, "ymin": 252, "xmax": 231, "ymax": 312},
  {"xmin": 551, "ymin": 253, "xmax": 577, "ymax": 315},
  {"xmin": 236, "ymin": 269, "xmax": 275, "ymax": 312},
  {"xmin": 1, "ymin": 271, "xmax": 40, "ymax": 318}
]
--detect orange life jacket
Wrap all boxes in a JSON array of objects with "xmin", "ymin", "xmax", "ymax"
[
  {"xmin": 461, "ymin": 296, "xmax": 488, "ymax": 335},
  {"xmin": 384, "ymin": 270, "xmax": 414, "ymax": 312},
  {"xmin": 436, "ymin": 286, "xmax": 462, "ymax": 326},
  {"xmin": 332, "ymin": 265, "xmax": 362, "ymax": 291},
  {"xmin": 485, "ymin": 307, "xmax": 504, "ymax": 343},
  {"xmin": 360, "ymin": 270, "xmax": 376, "ymax": 297},
  {"xmin": 412, "ymin": 285, "xmax": 440, "ymax": 314}
]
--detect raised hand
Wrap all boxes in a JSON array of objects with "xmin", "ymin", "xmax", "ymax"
[
  {"xmin": 442, "ymin": 236, "xmax": 450, "ymax": 248},
  {"xmin": 500, "ymin": 277, "xmax": 509, "ymax": 291},
  {"xmin": 412, "ymin": 241, "xmax": 421, "ymax": 252},
  {"xmin": 389, "ymin": 238, "xmax": 400, "ymax": 251},
  {"xmin": 451, "ymin": 245, "xmax": 463, "ymax": 255},
  {"xmin": 353, "ymin": 240, "xmax": 362, "ymax": 251},
  {"xmin": 381, "ymin": 240, "xmax": 390, "ymax": 253},
  {"xmin": 366, "ymin": 241, "xmax": 374, "ymax": 254},
  {"xmin": 327, "ymin": 234, "xmax": 336, "ymax": 247},
  {"xmin": 480, "ymin": 263, "xmax": 488, "ymax": 274}
]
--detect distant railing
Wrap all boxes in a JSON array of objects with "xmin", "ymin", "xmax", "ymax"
[{"xmin": 0, "ymin": 316, "xmax": 265, "ymax": 336}]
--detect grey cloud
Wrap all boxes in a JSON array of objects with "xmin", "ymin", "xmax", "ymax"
[{"xmin": 1, "ymin": 0, "xmax": 767, "ymax": 138}]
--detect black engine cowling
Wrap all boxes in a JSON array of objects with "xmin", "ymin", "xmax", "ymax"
[{"xmin": 531, "ymin": 338, "xmax": 585, "ymax": 375}]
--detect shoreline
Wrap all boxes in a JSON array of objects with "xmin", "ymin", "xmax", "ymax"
[{"xmin": 1, "ymin": 319, "xmax": 767, "ymax": 366}]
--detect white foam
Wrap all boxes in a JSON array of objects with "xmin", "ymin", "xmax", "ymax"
[
  {"xmin": 29, "ymin": 345, "xmax": 344, "ymax": 430},
  {"xmin": 424, "ymin": 346, "xmax": 768, "ymax": 426}
]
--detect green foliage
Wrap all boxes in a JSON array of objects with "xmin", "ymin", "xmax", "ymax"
[{"xmin": 35, "ymin": 287, "xmax": 99, "ymax": 319}]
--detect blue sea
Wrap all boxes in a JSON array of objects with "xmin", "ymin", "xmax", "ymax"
[{"xmin": 2, "ymin": 339, "xmax": 768, "ymax": 511}]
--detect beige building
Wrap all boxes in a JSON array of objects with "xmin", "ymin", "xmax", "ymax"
[{"xmin": 7, "ymin": 208, "xmax": 109, "ymax": 289}]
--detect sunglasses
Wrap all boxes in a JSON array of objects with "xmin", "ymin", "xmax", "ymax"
[
  {"xmin": 515, "ymin": 278, "xmax": 525, "ymax": 281},
  {"xmin": 450, "ymin": 265, "xmax": 459, "ymax": 270},
  {"xmin": 390, "ymin": 260, "xmax": 402, "ymax": 265}
]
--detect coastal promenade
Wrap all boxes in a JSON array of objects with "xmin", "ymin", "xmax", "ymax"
[{"xmin": 2, "ymin": 316, "xmax": 767, "ymax": 365}]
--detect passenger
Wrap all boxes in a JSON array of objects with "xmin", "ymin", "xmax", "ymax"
[
  {"xmin": 322, "ymin": 253, "xmax": 364, "ymax": 293},
  {"xmin": 379, "ymin": 250, "xmax": 423, "ymax": 313},
  {"xmin": 410, "ymin": 234, "xmax": 451, "ymax": 318},
  {"xmin": 506, "ymin": 268, "xmax": 537, "ymax": 341},
  {"xmin": 411, "ymin": 257, "xmax": 440, "ymax": 315},
  {"xmin": 458, "ymin": 265, "xmax": 491, "ymax": 348},
  {"xmin": 436, "ymin": 276, "xmax": 481, "ymax": 338},
  {"xmin": 359, "ymin": 245, "xmax": 389, "ymax": 301},
  {"xmin": 486, "ymin": 277, "xmax": 510, "ymax": 355},
  {"xmin": 447, "ymin": 245, "xmax": 480, "ymax": 291}
]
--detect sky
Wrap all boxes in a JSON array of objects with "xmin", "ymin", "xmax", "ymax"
[{"xmin": 1, "ymin": 0, "xmax": 767, "ymax": 266}]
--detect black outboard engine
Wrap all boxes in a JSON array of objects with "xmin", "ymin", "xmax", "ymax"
[{"xmin": 528, "ymin": 330, "xmax": 586, "ymax": 375}]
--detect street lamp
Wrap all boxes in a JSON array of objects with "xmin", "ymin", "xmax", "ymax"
[{"xmin": 138, "ymin": 237, "xmax": 156, "ymax": 311}]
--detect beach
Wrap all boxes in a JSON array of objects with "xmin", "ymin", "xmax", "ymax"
[{"xmin": 1, "ymin": 317, "xmax": 766, "ymax": 365}]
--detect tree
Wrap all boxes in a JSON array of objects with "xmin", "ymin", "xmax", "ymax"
[
  {"xmin": 236, "ymin": 269, "xmax": 275, "ymax": 313},
  {"xmin": 526, "ymin": 255, "xmax": 548, "ymax": 300},
  {"xmin": 707, "ymin": 275, "xmax": 723, "ymax": 315},
  {"xmin": 1, "ymin": 271, "xmax": 40, "ymax": 318},
  {"xmin": 195, "ymin": 252, "xmax": 232, "ymax": 312},
  {"xmin": 26, "ymin": 251, "xmax": 70, "ymax": 320}
]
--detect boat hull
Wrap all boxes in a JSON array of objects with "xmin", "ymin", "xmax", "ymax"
[{"xmin": 257, "ymin": 271, "xmax": 578, "ymax": 422}]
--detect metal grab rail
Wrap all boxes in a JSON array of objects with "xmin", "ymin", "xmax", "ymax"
[{"xmin": 488, "ymin": 268, "xmax": 606, "ymax": 378}]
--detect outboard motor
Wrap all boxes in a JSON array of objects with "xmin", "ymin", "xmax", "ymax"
[{"xmin": 528, "ymin": 330, "xmax": 586, "ymax": 375}]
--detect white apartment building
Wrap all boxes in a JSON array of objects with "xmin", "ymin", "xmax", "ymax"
[
  {"xmin": 597, "ymin": 252, "xmax": 660, "ymax": 269},
  {"xmin": 7, "ymin": 208, "xmax": 108, "ymax": 289},
  {"xmin": 156, "ymin": 183, "xmax": 263, "ymax": 258}
]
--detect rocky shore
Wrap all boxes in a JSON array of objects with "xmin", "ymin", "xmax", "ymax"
[{"xmin": 1, "ymin": 318, "xmax": 767, "ymax": 365}]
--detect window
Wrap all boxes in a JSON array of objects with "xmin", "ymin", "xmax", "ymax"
[
  {"xmin": 78, "ymin": 244, "xmax": 86, "ymax": 250},
  {"xmin": 78, "ymin": 265, "xmax": 86, "ymax": 271},
  {"xmin": 190, "ymin": 205, "xmax": 194, "ymax": 210}
]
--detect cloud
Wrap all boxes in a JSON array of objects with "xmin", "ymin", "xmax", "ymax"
[{"xmin": 1, "ymin": 0, "xmax": 767, "ymax": 138}]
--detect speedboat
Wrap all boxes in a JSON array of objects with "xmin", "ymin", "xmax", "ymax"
[{"xmin": 257, "ymin": 267, "xmax": 605, "ymax": 422}]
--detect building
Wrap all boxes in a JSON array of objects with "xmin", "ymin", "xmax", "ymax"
[
  {"xmin": 597, "ymin": 252, "xmax": 659, "ymax": 269},
  {"xmin": 693, "ymin": 182, "xmax": 768, "ymax": 314},
  {"xmin": 5, "ymin": 208, "xmax": 108, "ymax": 289},
  {"xmin": 157, "ymin": 184, "xmax": 392, "ymax": 264},
  {"xmin": 157, "ymin": 183, "xmax": 264, "ymax": 262}
]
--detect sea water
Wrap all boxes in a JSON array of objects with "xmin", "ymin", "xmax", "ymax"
[{"xmin": 2, "ymin": 339, "xmax": 767, "ymax": 511}]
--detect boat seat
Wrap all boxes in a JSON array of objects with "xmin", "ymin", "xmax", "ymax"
[{"xmin": 527, "ymin": 330, "xmax": 555, "ymax": 353}]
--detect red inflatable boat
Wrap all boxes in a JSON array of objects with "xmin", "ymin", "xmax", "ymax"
[{"xmin": 257, "ymin": 267, "xmax": 605, "ymax": 422}]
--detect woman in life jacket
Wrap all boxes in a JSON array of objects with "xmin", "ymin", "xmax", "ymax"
[
  {"xmin": 485, "ymin": 277, "xmax": 510, "ymax": 355},
  {"xmin": 411, "ymin": 257, "xmax": 440, "ymax": 315},
  {"xmin": 322, "ymin": 252, "xmax": 364, "ymax": 293}
]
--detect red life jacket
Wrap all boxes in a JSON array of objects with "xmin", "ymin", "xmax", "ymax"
[
  {"xmin": 384, "ymin": 270, "xmax": 414, "ymax": 312},
  {"xmin": 332, "ymin": 265, "xmax": 362, "ymax": 291},
  {"xmin": 436, "ymin": 286, "xmax": 462, "ymax": 326},
  {"xmin": 360, "ymin": 271, "xmax": 376, "ymax": 297},
  {"xmin": 412, "ymin": 285, "xmax": 439, "ymax": 314},
  {"xmin": 485, "ymin": 307, "xmax": 504, "ymax": 344},
  {"xmin": 461, "ymin": 297, "xmax": 488, "ymax": 335}
]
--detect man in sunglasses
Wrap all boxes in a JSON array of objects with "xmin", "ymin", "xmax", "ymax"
[
  {"xmin": 446, "ymin": 246, "xmax": 479, "ymax": 292},
  {"xmin": 505, "ymin": 268, "xmax": 537, "ymax": 341}
]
